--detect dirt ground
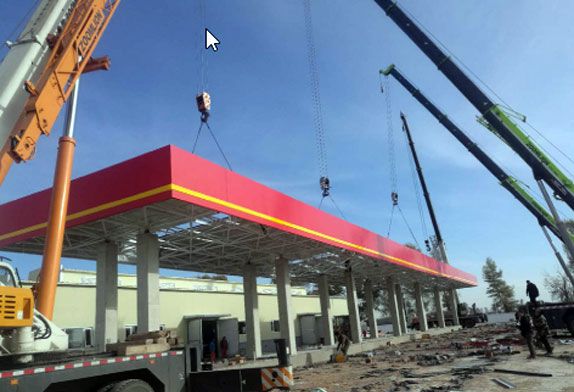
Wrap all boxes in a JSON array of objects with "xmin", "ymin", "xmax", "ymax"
[{"xmin": 292, "ymin": 324, "xmax": 574, "ymax": 392}]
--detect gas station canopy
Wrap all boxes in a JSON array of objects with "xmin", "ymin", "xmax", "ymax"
[{"xmin": 0, "ymin": 146, "xmax": 476, "ymax": 288}]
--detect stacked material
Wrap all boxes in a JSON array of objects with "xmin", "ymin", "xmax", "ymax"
[{"xmin": 107, "ymin": 329, "xmax": 178, "ymax": 356}]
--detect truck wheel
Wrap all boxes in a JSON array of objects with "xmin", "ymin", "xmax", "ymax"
[
  {"xmin": 111, "ymin": 379, "xmax": 154, "ymax": 392},
  {"xmin": 97, "ymin": 383, "xmax": 117, "ymax": 392},
  {"xmin": 566, "ymin": 316, "xmax": 574, "ymax": 337}
]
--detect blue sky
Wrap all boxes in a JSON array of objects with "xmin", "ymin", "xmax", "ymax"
[{"xmin": 1, "ymin": 0, "xmax": 574, "ymax": 309}]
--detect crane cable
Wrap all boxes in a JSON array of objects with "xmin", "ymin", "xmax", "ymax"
[
  {"xmin": 381, "ymin": 75, "xmax": 422, "ymax": 249},
  {"xmin": 402, "ymin": 117, "xmax": 431, "ymax": 248},
  {"xmin": 191, "ymin": 0, "xmax": 232, "ymax": 171},
  {"xmin": 401, "ymin": 2, "xmax": 574, "ymax": 182},
  {"xmin": 303, "ymin": 0, "xmax": 335, "ymax": 205},
  {"xmin": 382, "ymin": 75, "xmax": 398, "ymax": 236},
  {"xmin": 1, "ymin": 0, "xmax": 42, "ymax": 58}
]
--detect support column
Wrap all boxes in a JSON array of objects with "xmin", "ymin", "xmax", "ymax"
[
  {"xmin": 448, "ymin": 288, "xmax": 460, "ymax": 326},
  {"xmin": 395, "ymin": 284, "xmax": 408, "ymax": 334},
  {"xmin": 96, "ymin": 241, "xmax": 118, "ymax": 351},
  {"xmin": 137, "ymin": 232, "xmax": 160, "ymax": 333},
  {"xmin": 364, "ymin": 280, "xmax": 378, "ymax": 339},
  {"xmin": 345, "ymin": 269, "xmax": 362, "ymax": 343},
  {"xmin": 318, "ymin": 274, "xmax": 334, "ymax": 346},
  {"xmin": 434, "ymin": 287, "xmax": 446, "ymax": 328},
  {"xmin": 275, "ymin": 257, "xmax": 297, "ymax": 355},
  {"xmin": 386, "ymin": 277, "xmax": 401, "ymax": 336},
  {"xmin": 414, "ymin": 283, "xmax": 428, "ymax": 332},
  {"xmin": 243, "ymin": 263, "xmax": 262, "ymax": 359}
]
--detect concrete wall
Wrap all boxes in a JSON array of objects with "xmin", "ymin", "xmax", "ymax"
[
  {"xmin": 28, "ymin": 268, "xmax": 308, "ymax": 295},
  {"xmin": 40, "ymin": 283, "xmax": 348, "ymax": 346}
]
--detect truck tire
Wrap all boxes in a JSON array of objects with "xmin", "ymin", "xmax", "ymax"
[
  {"xmin": 566, "ymin": 316, "xmax": 574, "ymax": 337},
  {"xmin": 111, "ymin": 379, "xmax": 154, "ymax": 392},
  {"xmin": 97, "ymin": 383, "xmax": 117, "ymax": 392}
]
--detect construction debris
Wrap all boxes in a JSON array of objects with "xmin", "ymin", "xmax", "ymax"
[
  {"xmin": 493, "ymin": 368, "xmax": 552, "ymax": 377},
  {"xmin": 293, "ymin": 324, "xmax": 574, "ymax": 391},
  {"xmin": 491, "ymin": 378, "xmax": 516, "ymax": 389}
]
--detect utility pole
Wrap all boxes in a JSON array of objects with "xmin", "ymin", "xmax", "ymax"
[{"xmin": 400, "ymin": 112, "xmax": 449, "ymax": 264}]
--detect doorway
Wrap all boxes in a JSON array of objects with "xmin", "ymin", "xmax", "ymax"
[{"xmin": 202, "ymin": 319, "xmax": 218, "ymax": 359}]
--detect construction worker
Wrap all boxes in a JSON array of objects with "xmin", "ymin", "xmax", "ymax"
[
  {"xmin": 526, "ymin": 280, "xmax": 540, "ymax": 305},
  {"xmin": 335, "ymin": 330, "xmax": 351, "ymax": 356},
  {"xmin": 517, "ymin": 306, "xmax": 536, "ymax": 359},
  {"xmin": 533, "ymin": 308, "xmax": 553, "ymax": 356},
  {"xmin": 220, "ymin": 336, "xmax": 229, "ymax": 360},
  {"xmin": 209, "ymin": 338, "xmax": 217, "ymax": 364}
]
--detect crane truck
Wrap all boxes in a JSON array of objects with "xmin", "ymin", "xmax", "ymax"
[{"xmin": 0, "ymin": 1, "xmax": 291, "ymax": 391}]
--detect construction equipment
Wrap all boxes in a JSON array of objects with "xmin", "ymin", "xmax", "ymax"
[
  {"xmin": 0, "ymin": 2, "xmax": 293, "ymax": 390},
  {"xmin": 374, "ymin": 0, "xmax": 574, "ymax": 211},
  {"xmin": 380, "ymin": 65, "xmax": 566, "ymax": 244},
  {"xmin": 399, "ymin": 112, "xmax": 449, "ymax": 263},
  {"xmin": 0, "ymin": 0, "xmax": 118, "ymax": 187},
  {"xmin": 0, "ymin": 0, "xmax": 120, "ymax": 360},
  {"xmin": 381, "ymin": 65, "xmax": 574, "ymax": 286}
]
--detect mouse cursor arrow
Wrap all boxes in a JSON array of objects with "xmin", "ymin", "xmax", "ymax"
[{"xmin": 205, "ymin": 29, "xmax": 220, "ymax": 51}]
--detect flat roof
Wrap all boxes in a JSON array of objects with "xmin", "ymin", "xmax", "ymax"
[{"xmin": 0, "ymin": 145, "xmax": 476, "ymax": 288}]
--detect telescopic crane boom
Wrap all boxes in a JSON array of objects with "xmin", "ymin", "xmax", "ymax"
[
  {"xmin": 380, "ymin": 65, "xmax": 565, "ymax": 243},
  {"xmin": 374, "ymin": 0, "xmax": 574, "ymax": 211},
  {"xmin": 0, "ymin": 0, "xmax": 119, "ymax": 187},
  {"xmin": 399, "ymin": 112, "xmax": 448, "ymax": 263}
]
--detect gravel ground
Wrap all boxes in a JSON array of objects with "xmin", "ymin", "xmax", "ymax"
[{"xmin": 292, "ymin": 324, "xmax": 574, "ymax": 392}]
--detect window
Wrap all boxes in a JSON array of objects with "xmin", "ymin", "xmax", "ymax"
[
  {"xmin": 0, "ymin": 266, "xmax": 15, "ymax": 287},
  {"xmin": 271, "ymin": 320, "xmax": 280, "ymax": 332},
  {"xmin": 65, "ymin": 327, "xmax": 93, "ymax": 348},
  {"xmin": 238, "ymin": 321, "xmax": 246, "ymax": 334},
  {"xmin": 125, "ymin": 325, "xmax": 138, "ymax": 339},
  {"xmin": 84, "ymin": 328, "xmax": 94, "ymax": 347}
]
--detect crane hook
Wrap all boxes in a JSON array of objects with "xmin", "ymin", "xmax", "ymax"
[
  {"xmin": 196, "ymin": 91, "xmax": 211, "ymax": 123},
  {"xmin": 320, "ymin": 176, "xmax": 330, "ymax": 198}
]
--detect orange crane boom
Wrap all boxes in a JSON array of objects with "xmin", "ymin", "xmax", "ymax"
[{"xmin": 0, "ymin": 0, "xmax": 120, "ymax": 187}]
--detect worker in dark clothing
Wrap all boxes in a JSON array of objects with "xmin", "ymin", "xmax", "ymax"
[
  {"xmin": 526, "ymin": 280, "xmax": 539, "ymax": 305},
  {"xmin": 209, "ymin": 338, "xmax": 216, "ymax": 364},
  {"xmin": 533, "ymin": 308, "xmax": 553, "ymax": 356},
  {"xmin": 335, "ymin": 330, "xmax": 351, "ymax": 356},
  {"xmin": 220, "ymin": 336, "xmax": 229, "ymax": 360},
  {"xmin": 517, "ymin": 306, "xmax": 536, "ymax": 359}
]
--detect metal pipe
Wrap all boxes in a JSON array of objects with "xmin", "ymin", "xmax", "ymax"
[
  {"xmin": 536, "ymin": 179, "xmax": 574, "ymax": 266},
  {"xmin": 540, "ymin": 226, "xmax": 574, "ymax": 288},
  {"xmin": 63, "ymin": 79, "xmax": 80, "ymax": 138},
  {"xmin": 36, "ymin": 82, "xmax": 79, "ymax": 319}
]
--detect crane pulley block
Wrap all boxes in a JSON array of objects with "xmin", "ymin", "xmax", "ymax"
[
  {"xmin": 319, "ymin": 176, "xmax": 330, "ymax": 197},
  {"xmin": 196, "ymin": 91, "xmax": 211, "ymax": 122},
  {"xmin": 391, "ymin": 191, "xmax": 399, "ymax": 206}
]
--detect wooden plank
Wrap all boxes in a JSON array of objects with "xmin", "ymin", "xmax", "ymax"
[{"xmin": 119, "ymin": 343, "xmax": 171, "ymax": 356}]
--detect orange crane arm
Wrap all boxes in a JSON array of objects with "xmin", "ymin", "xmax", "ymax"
[{"xmin": 0, "ymin": 0, "xmax": 120, "ymax": 186}]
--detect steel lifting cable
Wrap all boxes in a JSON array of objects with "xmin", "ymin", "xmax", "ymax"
[
  {"xmin": 191, "ymin": 0, "xmax": 232, "ymax": 171},
  {"xmin": 2, "ymin": 0, "xmax": 41, "ymax": 48},
  {"xmin": 397, "ymin": 204, "xmax": 422, "ymax": 250},
  {"xmin": 383, "ymin": 75, "xmax": 399, "ymax": 236},
  {"xmin": 402, "ymin": 118, "xmax": 431, "ymax": 245},
  {"xmin": 198, "ymin": 0, "xmax": 208, "ymax": 93},
  {"xmin": 304, "ymin": 0, "xmax": 331, "ymax": 200},
  {"xmin": 382, "ymin": 75, "xmax": 423, "ymax": 249}
]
